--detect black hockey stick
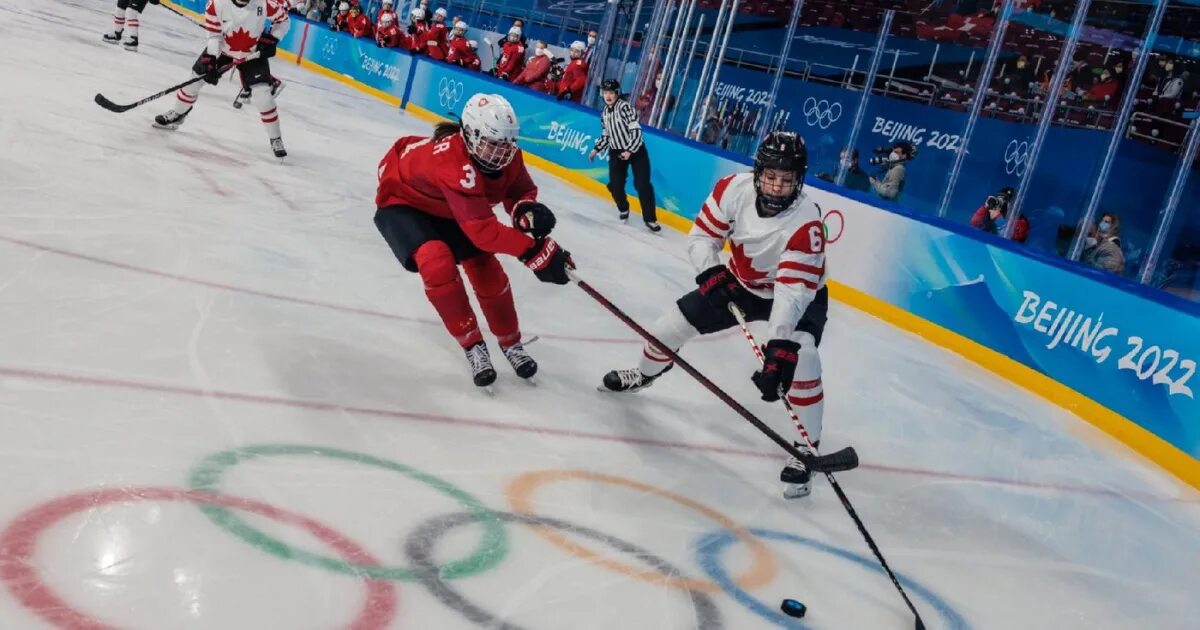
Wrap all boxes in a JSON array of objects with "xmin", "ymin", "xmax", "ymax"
[
  {"xmin": 570, "ymin": 272, "xmax": 859, "ymax": 475},
  {"xmin": 729, "ymin": 305, "xmax": 927, "ymax": 630},
  {"xmin": 94, "ymin": 55, "xmax": 257, "ymax": 113},
  {"xmin": 157, "ymin": 1, "xmax": 206, "ymax": 29}
]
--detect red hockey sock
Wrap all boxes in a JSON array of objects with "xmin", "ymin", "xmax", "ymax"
[
  {"xmin": 414, "ymin": 241, "xmax": 482, "ymax": 348},
  {"xmin": 462, "ymin": 253, "xmax": 521, "ymax": 347}
]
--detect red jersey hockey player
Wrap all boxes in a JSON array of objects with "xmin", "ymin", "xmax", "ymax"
[
  {"xmin": 102, "ymin": 0, "xmax": 150, "ymax": 51},
  {"xmin": 332, "ymin": 2, "xmax": 351, "ymax": 31},
  {"xmin": 556, "ymin": 40, "xmax": 589, "ymax": 102},
  {"xmin": 346, "ymin": 4, "xmax": 373, "ymax": 39},
  {"xmin": 406, "ymin": 7, "xmax": 428, "ymax": 53},
  {"xmin": 602, "ymin": 132, "xmax": 830, "ymax": 499},
  {"xmin": 423, "ymin": 8, "xmax": 449, "ymax": 59},
  {"xmin": 374, "ymin": 93, "xmax": 575, "ymax": 388},
  {"xmin": 375, "ymin": 12, "xmax": 406, "ymax": 48},
  {"xmin": 446, "ymin": 21, "xmax": 472, "ymax": 65},
  {"xmin": 375, "ymin": 0, "xmax": 398, "ymax": 32},
  {"xmin": 154, "ymin": 0, "xmax": 291, "ymax": 159},
  {"xmin": 495, "ymin": 27, "xmax": 525, "ymax": 80},
  {"xmin": 451, "ymin": 40, "xmax": 482, "ymax": 70}
]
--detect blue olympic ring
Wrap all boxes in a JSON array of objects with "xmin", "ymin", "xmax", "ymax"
[{"xmin": 695, "ymin": 528, "xmax": 970, "ymax": 629}]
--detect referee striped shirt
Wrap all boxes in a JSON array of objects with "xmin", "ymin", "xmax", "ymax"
[{"xmin": 594, "ymin": 99, "xmax": 644, "ymax": 154}]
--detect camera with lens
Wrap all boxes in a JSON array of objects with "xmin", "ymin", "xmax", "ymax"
[
  {"xmin": 866, "ymin": 141, "xmax": 916, "ymax": 167},
  {"xmin": 547, "ymin": 57, "xmax": 567, "ymax": 82},
  {"xmin": 986, "ymin": 186, "xmax": 1016, "ymax": 212}
]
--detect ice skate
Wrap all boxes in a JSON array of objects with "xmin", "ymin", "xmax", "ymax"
[
  {"xmin": 600, "ymin": 364, "xmax": 671, "ymax": 393},
  {"xmin": 465, "ymin": 341, "xmax": 497, "ymax": 389},
  {"xmin": 501, "ymin": 342, "xmax": 537, "ymax": 380},
  {"xmin": 618, "ymin": 208, "xmax": 630, "ymax": 222},
  {"xmin": 270, "ymin": 137, "xmax": 287, "ymax": 159},
  {"xmin": 233, "ymin": 87, "xmax": 251, "ymax": 109},
  {"xmin": 102, "ymin": 30, "xmax": 123, "ymax": 44},
  {"xmin": 153, "ymin": 109, "xmax": 190, "ymax": 130},
  {"xmin": 644, "ymin": 220, "xmax": 662, "ymax": 233},
  {"xmin": 122, "ymin": 35, "xmax": 138, "ymax": 51},
  {"xmin": 781, "ymin": 441, "xmax": 814, "ymax": 499}
]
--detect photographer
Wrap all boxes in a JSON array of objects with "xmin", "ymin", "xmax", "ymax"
[
  {"xmin": 816, "ymin": 148, "xmax": 870, "ymax": 194},
  {"xmin": 969, "ymin": 187, "xmax": 1029, "ymax": 243},
  {"xmin": 867, "ymin": 141, "xmax": 913, "ymax": 202}
]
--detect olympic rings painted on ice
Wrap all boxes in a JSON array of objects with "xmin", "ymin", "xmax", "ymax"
[
  {"xmin": 186, "ymin": 444, "xmax": 507, "ymax": 581},
  {"xmin": 695, "ymin": 528, "xmax": 969, "ymax": 629},
  {"xmin": 0, "ymin": 487, "xmax": 399, "ymax": 630},
  {"xmin": 505, "ymin": 469, "xmax": 776, "ymax": 593},
  {"xmin": 405, "ymin": 511, "xmax": 725, "ymax": 630}
]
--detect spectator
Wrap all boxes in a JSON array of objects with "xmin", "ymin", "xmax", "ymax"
[
  {"xmin": 557, "ymin": 41, "xmax": 588, "ymax": 103},
  {"xmin": 331, "ymin": 2, "xmax": 351, "ymax": 31},
  {"xmin": 495, "ymin": 27, "xmax": 526, "ymax": 81},
  {"xmin": 407, "ymin": 7, "xmax": 428, "ymax": 53},
  {"xmin": 1085, "ymin": 67, "xmax": 1121, "ymax": 104},
  {"xmin": 969, "ymin": 187, "xmax": 1029, "ymax": 242},
  {"xmin": 699, "ymin": 103, "xmax": 722, "ymax": 144},
  {"xmin": 1000, "ymin": 55, "xmax": 1035, "ymax": 95},
  {"xmin": 346, "ymin": 4, "xmax": 373, "ymax": 39},
  {"xmin": 376, "ymin": 0, "xmax": 397, "ymax": 31},
  {"xmin": 585, "ymin": 29, "xmax": 598, "ymax": 65},
  {"xmin": 635, "ymin": 72, "xmax": 673, "ymax": 123},
  {"xmin": 376, "ymin": 12, "xmax": 406, "ymax": 48},
  {"xmin": 513, "ymin": 41, "xmax": 553, "ymax": 92},
  {"xmin": 817, "ymin": 149, "xmax": 870, "ymax": 193},
  {"xmin": 423, "ymin": 7, "xmax": 449, "ymax": 59},
  {"xmin": 1081, "ymin": 213, "xmax": 1125, "ymax": 274},
  {"xmin": 589, "ymin": 79, "xmax": 659, "ymax": 231},
  {"xmin": 511, "ymin": 19, "xmax": 529, "ymax": 45},
  {"xmin": 868, "ymin": 141, "xmax": 913, "ymax": 202}
]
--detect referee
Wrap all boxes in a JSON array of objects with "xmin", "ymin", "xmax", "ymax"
[{"xmin": 589, "ymin": 79, "xmax": 660, "ymax": 232}]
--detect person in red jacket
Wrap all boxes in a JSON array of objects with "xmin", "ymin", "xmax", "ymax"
[
  {"xmin": 446, "ymin": 20, "xmax": 470, "ymax": 61},
  {"xmin": 376, "ymin": 0, "xmax": 397, "ymax": 33},
  {"xmin": 376, "ymin": 12, "xmax": 406, "ymax": 48},
  {"xmin": 969, "ymin": 187, "xmax": 1029, "ymax": 243},
  {"xmin": 1085, "ymin": 67, "xmax": 1122, "ymax": 104},
  {"xmin": 374, "ymin": 93, "xmax": 575, "ymax": 388},
  {"xmin": 332, "ymin": 2, "xmax": 351, "ymax": 32},
  {"xmin": 423, "ymin": 7, "xmax": 449, "ymax": 60},
  {"xmin": 557, "ymin": 40, "xmax": 588, "ymax": 102},
  {"xmin": 346, "ymin": 4, "xmax": 373, "ymax": 39},
  {"xmin": 514, "ymin": 41, "xmax": 552, "ymax": 91},
  {"xmin": 495, "ymin": 26, "xmax": 525, "ymax": 80},
  {"xmin": 460, "ymin": 40, "xmax": 482, "ymax": 70},
  {"xmin": 407, "ymin": 7, "xmax": 428, "ymax": 53}
]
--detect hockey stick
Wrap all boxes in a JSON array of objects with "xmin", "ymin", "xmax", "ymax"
[
  {"xmin": 157, "ymin": 1, "xmax": 206, "ymax": 29},
  {"xmin": 94, "ymin": 54, "xmax": 259, "ymax": 113},
  {"xmin": 569, "ymin": 271, "xmax": 859, "ymax": 475},
  {"xmin": 729, "ymin": 305, "xmax": 927, "ymax": 630}
]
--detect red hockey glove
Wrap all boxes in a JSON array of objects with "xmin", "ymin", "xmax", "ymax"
[{"xmin": 752, "ymin": 339, "xmax": 800, "ymax": 402}]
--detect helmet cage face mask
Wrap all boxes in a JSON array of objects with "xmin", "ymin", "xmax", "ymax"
[
  {"xmin": 753, "ymin": 132, "xmax": 807, "ymax": 217},
  {"xmin": 464, "ymin": 129, "xmax": 518, "ymax": 173}
]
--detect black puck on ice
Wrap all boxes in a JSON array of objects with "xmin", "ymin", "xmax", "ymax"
[{"xmin": 780, "ymin": 598, "xmax": 807, "ymax": 618}]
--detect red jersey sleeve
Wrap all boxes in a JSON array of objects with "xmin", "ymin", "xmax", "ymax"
[
  {"xmin": 435, "ymin": 160, "xmax": 535, "ymax": 258},
  {"xmin": 501, "ymin": 153, "xmax": 539, "ymax": 216}
]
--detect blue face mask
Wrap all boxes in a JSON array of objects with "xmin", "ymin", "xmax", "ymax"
[{"xmin": 1099, "ymin": 220, "xmax": 1112, "ymax": 232}]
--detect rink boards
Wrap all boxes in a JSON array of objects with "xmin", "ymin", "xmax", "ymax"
[{"xmin": 165, "ymin": 1, "xmax": 1200, "ymax": 487}]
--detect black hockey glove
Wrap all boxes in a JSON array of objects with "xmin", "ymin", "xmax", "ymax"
[
  {"xmin": 513, "ymin": 202, "xmax": 556, "ymax": 238},
  {"xmin": 752, "ymin": 339, "xmax": 801, "ymax": 402},
  {"xmin": 695, "ymin": 265, "xmax": 744, "ymax": 311},
  {"xmin": 258, "ymin": 33, "xmax": 279, "ymax": 59},
  {"xmin": 520, "ymin": 237, "xmax": 574, "ymax": 285},
  {"xmin": 193, "ymin": 53, "xmax": 223, "ymax": 84}
]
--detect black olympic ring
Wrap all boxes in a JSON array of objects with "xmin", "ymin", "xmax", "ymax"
[{"xmin": 404, "ymin": 511, "xmax": 724, "ymax": 630}]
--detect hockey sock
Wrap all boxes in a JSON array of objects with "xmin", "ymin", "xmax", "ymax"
[
  {"xmin": 462, "ymin": 253, "xmax": 521, "ymax": 348},
  {"xmin": 414, "ymin": 241, "xmax": 482, "ymax": 348},
  {"xmin": 637, "ymin": 305, "xmax": 700, "ymax": 377},
  {"xmin": 174, "ymin": 80, "xmax": 201, "ymax": 114},
  {"xmin": 784, "ymin": 334, "xmax": 824, "ymax": 444},
  {"xmin": 250, "ymin": 84, "xmax": 281, "ymax": 138},
  {"xmin": 124, "ymin": 7, "xmax": 140, "ymax": 38}
]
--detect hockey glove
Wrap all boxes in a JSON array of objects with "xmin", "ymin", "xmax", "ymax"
[
  {"xmin": 520, "ymin": 237, "xmax": 574, "ymax": 285},
  {"xmin": 752, "ymin": 339, "xmax": 801, "ymax": 402},
  {"xmin": 258, "ymin": 33, "xmax": 279, "ymax": 59},
  {"xmin": 193, "ymin": 53, "xmax": 223, "ymax": 84},
  {"xmin": 513, "ymin": 202, "xmax": 556, "ymax": 238},
  {"xmin": 695, "ymin": 265, "xmax": 744, "ymax": 311}
]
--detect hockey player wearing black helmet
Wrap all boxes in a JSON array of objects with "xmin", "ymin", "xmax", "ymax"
[{"xmin": 601, "ymin": 130, "xmax": 831, "ymax": 499}]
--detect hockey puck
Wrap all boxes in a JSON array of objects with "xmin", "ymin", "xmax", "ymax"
[{"xmin": 780, "ymin": 598, "xmax": 807, "ymax": 618}]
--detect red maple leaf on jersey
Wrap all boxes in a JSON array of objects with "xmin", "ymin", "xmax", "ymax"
[
  {"xmin": 225, "ymin": 28, "xmax": 258, "ymax": 54},
  {"xmin": 729, "ymin": 242, "xmax": 770, "ymax": 286}
]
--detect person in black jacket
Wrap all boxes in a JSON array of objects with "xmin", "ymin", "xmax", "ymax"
[{"xmin": 589, "ymin": 79, "xmax": 660, "ymax": 232}]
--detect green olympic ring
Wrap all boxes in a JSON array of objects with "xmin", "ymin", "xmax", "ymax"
[{"xmin": 187, "ymin": 444, "xmax": 508, "ymax": 581}]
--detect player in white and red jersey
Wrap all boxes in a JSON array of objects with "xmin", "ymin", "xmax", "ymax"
[
  {"xmin": 153, "ymin": 0, "xmax": 291, "ymax": 158},
  {"xmin": 602, "ymin": 131, "xmax": 829, "ymax": 498},
  {"xmin": 102, "ymin": 0, "xmax": 152, "ymax": 51},
  {"xmin": 374, "ymin": 94, "xmax": 576, "ymax": 390}
]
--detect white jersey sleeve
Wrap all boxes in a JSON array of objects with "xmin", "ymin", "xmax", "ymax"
[
  {"xmin": 267, "ymin": 0, "xmax": 291, "ymax": 40},
  {"xmin": 766, "ymin": 217, "xmax": 827, "ymax": 342},
  {"xmin": 687, "ymin": 174, "xmax": 737, "ymax": 272},
  {"xmin": 203, "ymin": 0, "xmax": 223, "ymax": 56}
]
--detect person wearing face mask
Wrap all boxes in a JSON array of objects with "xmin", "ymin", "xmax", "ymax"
[
  {"xmin": 868, "ymin": 141, "xmax": 911, "ymax": 202},
  {"xmin": 816, "ymin": 148, "xmax": 869, "ymax": 193},
  {"xmin": 556, "ymin": 40, "xmax": 589, "ymax": 103},
  {"xmin": 513, "ymin": 41, "xmax": 553, "ymax": 92},
  {"xmin": 584, "ymin": 29, "xmax": 598, "ymax": 65},
  {"xmin": 1081, "ymin": 213, "xmax": 1125, "ymax": 274}
]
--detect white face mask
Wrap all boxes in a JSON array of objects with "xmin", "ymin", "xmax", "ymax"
[
  {"xmin": 840, "ymin": 157, "xmax": 853, "ymax": 168},
  {"xmin": 655, "ymin": 78, "xmax": 662, "ymax": 89},
  {"xmin": 889, "ymin": 150, "xmax": 901, "ymax": 162},
  {"xmin": 538, "ymin": 47, "xmax": 548, "ymax": 57},
  {"xmin": 588, "ymin": 36, "xmax": 596, "ymax": 45},
  {"xmin": 1085, "ymin": 237, "xmax": 1098, "ymax": 248}
]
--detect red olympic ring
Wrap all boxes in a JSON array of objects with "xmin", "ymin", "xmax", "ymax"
[
  {"xmin": 824, "ymin": 209, "xmax": 845, "ymax": 245},
  {"xmin": 0, "ymin": 487, "xmax": 399, "ymax": 630}
]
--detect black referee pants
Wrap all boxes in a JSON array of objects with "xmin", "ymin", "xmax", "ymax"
[{"xmin": 607, "ymin": 147, "xmax": 657, "ymax": 223}]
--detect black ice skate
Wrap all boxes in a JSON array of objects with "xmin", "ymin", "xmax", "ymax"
[
  {"xmin": 644, "ymin": 220, "xmax": 662, "ymax": 233},
  {"xmin": 501, "ymin": 342, "xmax": 537, "ymax": 379},
  {"xmin": 122, "ymin": 36, "xmax": 138, "ymax": 51},
  {"xmin": 780, "ymin": 441, "xmax": 815, "ymax": 499},
  {"xmin": 153, "ymin": 109, "xmax": 190, "ymax": 130},
  {"xmin": 465, "ymin": 342, "xmax": 497, "ymax": 388},
  {"xmin": 233, "ymin": 87, "xmax": 251, "ymax": 109},
  {"xmin": 102, "ymin": 30, "xmax": 123, "ymax": 44},
  {"xmin": 618, "ymin": 209, "xmax": 630, "ymax": 222},
  {"xmin": 270, "ymin": 77, "xmax": 286, "ymax": 98},
  {"xmin": 601, "ymin": 364, "xmax": 671, "ymax": 393},
  {"xmin": 270, "ymin": 137, "xmax": 287, "ymax": 159}
]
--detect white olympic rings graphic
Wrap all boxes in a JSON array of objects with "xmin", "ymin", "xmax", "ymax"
[
  {"xmin": 1004, "ymin": 140, "xmax": 1031, "ymax": 176},
  {"xmin": 802, "ymin": 97, "xmax": 843, "ymax": 129},
  {"xmin": 438, "ymin": 77, "xmax": 465, "ymax": 110}
]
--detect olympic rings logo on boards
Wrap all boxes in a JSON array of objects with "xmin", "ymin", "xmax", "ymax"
[
  {"xmin": 823, "ymin": 209, "xmax": 846, "ymax": 245},
  {"xmin": 438, "ymin": 76, "xmax": 465, "ymax": 110},
  {"xmin": 1004, "ymin": 139, "xmax": 1031, "ymax": 176},
  {"xmin": 802, "ymin": 97, "xmax": 843, "ymax": 129}
]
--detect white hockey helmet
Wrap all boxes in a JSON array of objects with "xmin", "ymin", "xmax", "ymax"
[
  {"xmin": 338, "ymin": 2, "xmax": 349, "ymax": 11},
  {"xmin": 381, "ymin": 12, "xmax": 394, "ymax": 25},
  {"xmin": 453, "ymin": 20, "xmax": 468, "ymax": 32},
  {"xmin": 459, "ymin": 94, "xmax": 519, "ymax": 173},
  {"xmin": 381, "ymin": 0, "xmax": 392, "ymax": 5},
  {"xmin": 434, "ymin": 7, "xmax": 447, "ymax": 17},
  {"xmin": 410, "ymin": 7, "xmax": 425, "ymax": 20},
  {"xmin": 569, "ymin": 40, "xmax": 585, "ymax": 56},
  {"xmin": 507, "ymin": 26, "xmax": 521, "ymax": 39}
]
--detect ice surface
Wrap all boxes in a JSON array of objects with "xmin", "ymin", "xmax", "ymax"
[{"xmin": 0, "ymin": 2, "xmax": 1197, "ymax": 629}]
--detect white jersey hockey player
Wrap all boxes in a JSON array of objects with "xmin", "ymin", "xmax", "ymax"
[
  {"xmin": 154, "ymin": 0, "xmax": 291, "ymax": 158},
  {"xmin": 102, "ymin": 0, "xmax": 152, "ymax": 51},
  {"xmin": 602, "ymin": 131, "xmax": 829, "ymax": 498}
]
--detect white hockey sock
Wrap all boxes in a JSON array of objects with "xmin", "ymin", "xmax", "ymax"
[
  {"xmin": 637, "ymin": 306, "xmax": 700, "ymax": 377},
  {"xmin": 784, "ymin": 337, "xmax": 824, "ymax": 445},
  {"xmin": 251, "ymin": 84, "xmax": 282, "ymax": 138},
  {"xmin": 174, "ymin": 80, "xmax": 201, "ymax": 114},
  {"xmin": 124, "ymin": 7, "xmax": 140, "ymax": 37},
  {"xmin": 112, "ymin": 9, "xmax": 125, "ymax": 33}
]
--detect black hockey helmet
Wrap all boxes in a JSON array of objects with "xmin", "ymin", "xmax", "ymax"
[
  {"xmin": 753, "ymin": 131, "xmax": 807, "ymax": 216},
  {"xmin": 600, "ymin": 79, "xmax": 621, "ymax": 94}
]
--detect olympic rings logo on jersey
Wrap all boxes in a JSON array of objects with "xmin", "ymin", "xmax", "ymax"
[
  {"xmin": 438, "ymin": 77, "xmax": 465, "ymax": 110},
  {"xmin": 1004, "ymin": 139, "xmax": 1031, "ymax": 176},
  {"xmin": 802, "ymin": 97, "xmax": 843, "ymax": 129}
]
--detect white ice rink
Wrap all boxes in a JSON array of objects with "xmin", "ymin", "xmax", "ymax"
[{"xmin": 1, "ymin": 2, "xmax": 1198, "ymax": 628}]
